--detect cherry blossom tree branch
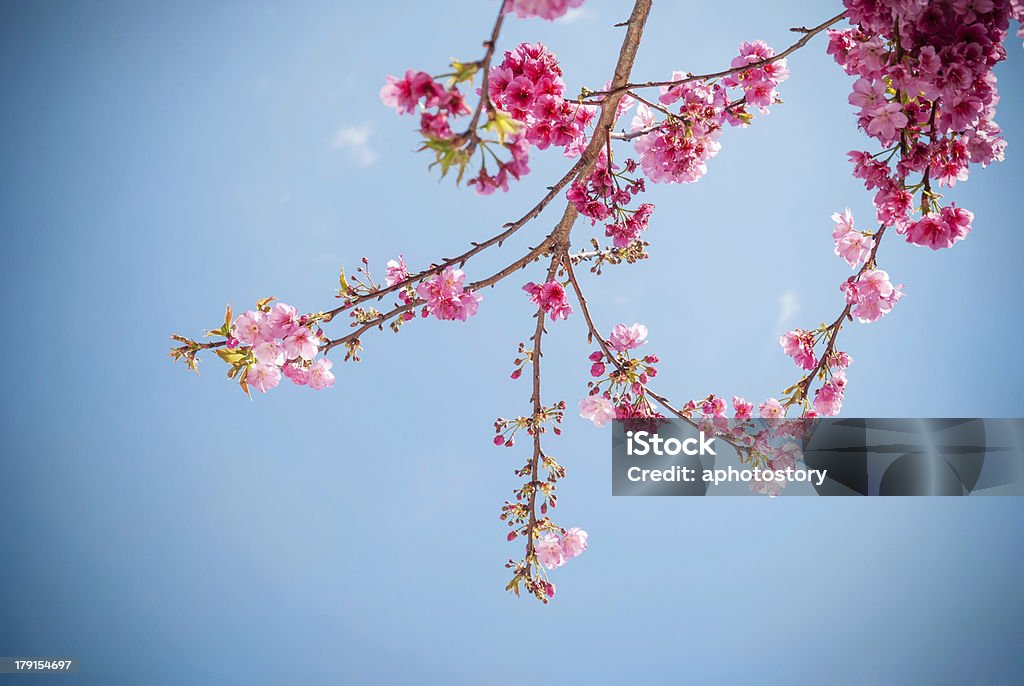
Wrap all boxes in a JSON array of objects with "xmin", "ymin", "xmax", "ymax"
[
  {"xmin": 791, "ymin": 224, "xmax": 890, "ymax": 405},
  {"xmin": 585, "ymin": 10, "xmax": 847, "ymax": 98},
  {"xmin": 561, "ymin": 254, "xmax": 751, "ymax": 459},
  {"xmin": 463, "ymin": 3, "xmax": 508, "ymax": 150}
]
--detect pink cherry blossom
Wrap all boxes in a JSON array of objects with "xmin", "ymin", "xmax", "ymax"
[
  {"xmin": 560, "ymin": 528, "xmax": 588, "ymax": 558},
  {"xmin": 503, "ymin": 0, "xmax": 585, "ymax": 21},
  {"xmin": 253, "ymin": 341, "xmax": 285, "ymax": 367},
  {"xmin": 835, "ymin": 230, "xmax": 874, "ymax": 268},
  {"xmin": 813, "ymin": 373, "xmax": 846, "ymax": 417},
  {"xmin": 234, "ymin": 310, "xmax": 265, "ymax": 345},
  {"xmin": 779, "ymin": 329, "xmax": 818, "ymax": 371},
  {"xmin": 831, "ymin": 208, "xmax": 855, "ymax": 236},
  {"xmin": 380, "ymin": 70, "xmax": 435, "ymax": 115},
  {"xmin": 841, "ymin": 269, "xmax": 902, "ymax": 324},
  {"xmin": 864, "ymin": 102, "xmax": 908, "ymax": 144},
  {"xmin": 282, "ymin": 361, "xmax": 310, "ymax": 386},
  {"xmin": 283, "ymin": 327, "xmax": 319, "ymax": 361},
  {"xmin": 246, "ymin": 363, "xmax": 281, "ymax": 394},
  {"xmin": 307, "ymin": 358, "xmax": 335, "ymax": 390},
  {"xmin": 523, "ymin": 280, "xmax": 572, "ymax": 321},
  {"xmin": 385, "ymin": 255, "xmax": 409, "ymax": 286},
  {"xmin": 535, "ymin": 534, "xmax": 566, "ymax": 569},
  {"xmin": 732, "ymin": 396, "xmax": 753, "ymax": 419},
  {"xmin": 579, "ymin": 395, "xmax": 615, "ymax": 428},
  {"xmin": 608, "ymin": 323, "xmax": 648, "ymax": 352},
  {"xmin": 416, "ymin": 267, "xmax": 483, "ymax": 322},
  {"xmin": 770, "ymin": 441, "xmax": 802, "ymax": 472},
  {"xmin": 759, "ymin": 398, "xmax": 784, "ymax": 419},
  {"xmin": 266, "ymin": 303, "xmax": 301, "ymax": 338}
]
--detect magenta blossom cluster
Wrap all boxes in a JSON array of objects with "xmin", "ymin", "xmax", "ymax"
[
  {"xmin": 380, "ymin": 69, "xmax": 471, "ymax": 140},
  {"xmin": 721, "ymin": 39, "xmax": 792, "ymax": 111},
  {"xmin": 535, "ymin": 527, "xmax": 588, "ymax": 572},
  {"xmin": 503, "ymin": 0, "xmax": 585, "ymax": 21},
  {"xmin": 829, "ymin": 0, "xmax": 1017, "ymax": 249},
  {"xmin": 905, "ymin": 204, "xmax": 973, "ymax": 250},
  {"xmin": 416, "ymin": 267, "xmax": 482, "ymax": 322},
  {"xmin": 566, "ymin": 155, "xmax": 655, "ymax": 248},
  {"xmin": 467, "ymin": 134, "xmax": 532, "ymax": 195},
  {"xmin": 232, "ymin": 303, "xmax": 335, "ymax": 393},
  {"xmin": 523, "ymin": 279, "xmax": 572, "ymax": 321},
  {"xmin": 489, "ymin": 43, "xmax": 597, "ymax": 158},
  {"xmin": 629, "ymin": 40, "xmax": 789, "ymax": 184}
]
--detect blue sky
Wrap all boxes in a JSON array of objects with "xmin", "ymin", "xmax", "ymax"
[{"xmin": 1, "ymin": 1, "xmax": 1022, "ymax": 684}]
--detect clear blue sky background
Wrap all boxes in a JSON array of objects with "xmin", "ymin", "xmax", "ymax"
[{"xmin": 1, "ymin": 1, "xmax": 1022, "ymax": 684}]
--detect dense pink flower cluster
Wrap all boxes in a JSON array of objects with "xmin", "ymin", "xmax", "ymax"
[
  {"xmin": 503, "ymin": 0, "xmax": 585, "ymax": 21},
  {"xmin": 830, "ymin": 0, "xmax": 1016, "ymax": 248},
  {"xmin": 566, "ymin": 156, "xmax": 655, "ymax": 248},
  {"xmin": 523, "ymin": 280, "xmax": 572, "ymax": 321},
  {"xmin": 416, "ymin": 267, "xmax": 483, "ymax": 321},
  {"xmin": 232, "ymin": 303, "xmax": 334, "ymax": 393},
  {"xmin": 535, "ymin": 527, "xmax": 588, "ymax": 571},
  {"xmin": 380, "ymin": 69, "xmax": 471, "ymax": 139},
  {"xmin": 840, "ymin": 268, "xmax": 903, "ymax": 323},
  {"xmin": 489, "ymin": 43, "xmax": 597, "ymax": 158},
  {"xmin": 629, "ymin": 41, "xmax": 788, "ymax": 184},
  {"xmin": 721, "ymin": 40, "xmax": 791, "ymax": 111}
]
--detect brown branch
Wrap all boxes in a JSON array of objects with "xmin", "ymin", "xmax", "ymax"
[
  {"xmin": 586, "ymin": 10, "xmax": 847, "ymax": 99},
  {"xmin": 517, "ymin": 0, "xmax": 654, "ymax": 589},
  {"xmin": 464, "ymin": 3, "xmax": 508, "ymax": 147},
  {"xmin": 792, "ymin": 223, "xmax": 890, "ymax": 404},
  {"xmin": 561, "ymin": 254, "xmax": 750, "ymax": 458},
  {"xmin": 321, "ymin": 240, "xmax": 553, "ymax": 354},
  {"xmin": 323, "ymin": 156, "xmax": 589, "ymax": 319}
]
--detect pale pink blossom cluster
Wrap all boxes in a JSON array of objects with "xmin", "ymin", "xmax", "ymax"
[
  {"xmin": 578, "ymin": 394, "xmax": 615, "ymax": 427},
  {"xmin": 503, "ymin": 0, "xmax": 585, "ymax": 21},
  {"xmin": 416, "ymin": 267, "xmax": 482, "ymax": 321},
  {"xmin": 535, "ymin": 527, "xmax": 589, "ymax": 571},
  {"xmin": 608, "ymin": 322, "xmax": 647, "ymax": 351},
  {"xmin": 628, "ymin": 41, "xmax": 788, "ymax": 185},
  {"xmin": 580, "ymin": 324, "xmax": 662, "ymax": 429},
  {"xmin": 232, "ymin": 303, "xmax": 334, "ymax": 393},
  {"xmin": 523, "ymin": 280, "xmax": 573, "ymax": 321},
  {"xmin": 813, "ymin": 370, "xmax": 848, "ymax": 417},
  {"xmin": 841, "ymin": 268, "xmax": 903, "ymax": 324},
  {"xmin": 384, "ymin": 255, "xmax": 409, "ymax": 286},
  {"xmin": 831, "ymin": 208, "xmax": 875, "ymax": 269},
  {"xmin": 489, "ymin": 42, "xmax": 597, "ymax": 158},
  {"xmin": 779, "ymin": 329, "xmax": 818, "ymax": 371}
]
